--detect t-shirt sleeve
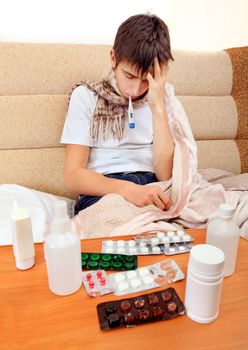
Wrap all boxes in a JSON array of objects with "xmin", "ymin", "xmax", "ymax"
[{"xmin": 60, "ymin": 85, "xmax": 97, "ymax": 147}]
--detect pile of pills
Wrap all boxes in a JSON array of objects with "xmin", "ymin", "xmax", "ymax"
[
  {"xmin": 82, "ymin": 270, "xmax": 112, "ymax": 297},
  {"xmin": 108, "ymin": 259, "xmax": 184, "ymax": 296}
]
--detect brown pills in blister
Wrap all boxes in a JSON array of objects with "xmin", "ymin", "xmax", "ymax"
[{"xmin": 96, "ymin": 287, "xmax": 185, "ymax": 330}]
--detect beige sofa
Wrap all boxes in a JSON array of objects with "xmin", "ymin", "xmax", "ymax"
[{"xmin": 0, "ymin": 43, "xmax": 247, "ymax": 200}]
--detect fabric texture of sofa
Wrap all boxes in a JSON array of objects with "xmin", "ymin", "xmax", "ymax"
[{"xmin": 0, "ymin": 43, "xmax": 247, "ymax": 199}]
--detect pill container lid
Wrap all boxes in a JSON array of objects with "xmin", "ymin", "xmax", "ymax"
[
  {"xmin": 218, "ymin": 203, "xmax": 235, "ymax": 219},
  {"xmin": 189, "ymin": 244, "xmax": 225, "ymax": 277}
]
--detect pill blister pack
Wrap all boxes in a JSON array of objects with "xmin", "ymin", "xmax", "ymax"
[
  {"xmin": 108, "ymin": 259, "xmax": 184, "ymax": 296},
  {"xmin": 134, "ymin": 230, "xmax": 194, "ymax": 245},
  {"xmin": 163, "ymin": 242, "xmax": 193, "ymax": 255},
  {"xmin": 101, "ymin": 234, "xmax": 193, "ymax": 256},
  {"xmin": 97, "ymin": 287, "xmax": 185, "ymax": 330},
  {"xmin": 81, "ymin": 252, "xmax": 137, "ymax": 271},
  {"xmin": 101, "ymin": 239, "xmax": 165, "ymax": 255},
  {"xmin": 82, "ymin": 270, "xmax": 112, "ymax": 297},
  {"xmin": 101, "ymin": 239, "xmax": 147, "ymax": 255}
]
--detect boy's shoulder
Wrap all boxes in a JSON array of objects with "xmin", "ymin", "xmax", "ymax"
[{"xmin": 71, "ymin": 84, "xmax": 98, "ymax": 101}]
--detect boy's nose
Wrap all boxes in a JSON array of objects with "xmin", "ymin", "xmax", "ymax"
[{"xmin": 129, "ymin": 82, "xmax": 142, "ymax": 97}]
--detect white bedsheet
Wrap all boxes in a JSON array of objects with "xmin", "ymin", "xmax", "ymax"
[{"xmin": 0, "ymin": 184, "xmax": 75, "ymax": 246}]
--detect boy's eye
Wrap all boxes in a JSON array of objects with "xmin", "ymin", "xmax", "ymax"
[{"xmin": 125, "ymin": 74, "xmax": 133, "ymax": 79}]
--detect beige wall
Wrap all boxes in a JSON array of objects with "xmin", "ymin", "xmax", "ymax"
[
  {"xmin": 0, "ymin": 0, "xmax": 247, "ymax": 50},
  {"xmin": 168, "ymin": 0, "xmax": 248, "ymax": 50}
]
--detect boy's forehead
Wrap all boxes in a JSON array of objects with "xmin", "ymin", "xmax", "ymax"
[{"xmin": 121, "ymin": 60, "xmax": 154, "ymax": 78}]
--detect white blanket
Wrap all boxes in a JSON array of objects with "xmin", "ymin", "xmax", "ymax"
[{"xmin": 0, "ymin": 184, "xmax": 75, "ymax": 245}]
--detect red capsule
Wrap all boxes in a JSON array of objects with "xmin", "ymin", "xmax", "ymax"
[
  {"xmin": 86, "ymin": 273, "xmax": 92, "ymax": 281},
  {"xmin": 100, "ymin": 278, "xmax": 106, "ymax": 285},
  {"xmin": 89, "ymin": 281, "xmax": 95, "ymax": 288},
  {"xmin": 97, "ymin": 271, "xmax": 102, "ymax": 278}
]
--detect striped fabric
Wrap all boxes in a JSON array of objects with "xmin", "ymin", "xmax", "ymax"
[{"xmin": 0, "ymin": 43, "xmax": 247, "ymax": 198}]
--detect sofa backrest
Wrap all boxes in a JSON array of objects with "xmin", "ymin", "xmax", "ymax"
[{"xmin": 0, "ymin": 43, "xmax": 247, "ymax": 198}]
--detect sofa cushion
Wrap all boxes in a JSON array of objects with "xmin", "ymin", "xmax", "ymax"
[{"xmin": 0, "ymin": 43, "xmax": 247, "ymax": 197}]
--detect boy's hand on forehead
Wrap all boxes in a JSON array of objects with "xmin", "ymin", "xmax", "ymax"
[
  {"xmin": 147, "ymin": 57, "xmax": 168, "ymax": 114},
  {"xmin": 150, "ymin": 57, "xmax": 168, "ymax": 76}
]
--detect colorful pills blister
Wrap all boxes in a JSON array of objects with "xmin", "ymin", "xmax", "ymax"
[
  {"xmin": 97, "ymin": 287, "xmax": 185, "ymax": 330},
  {"xmin": 82, "ymin": 270, "xmax": 112, "ymax": 297},
  {"xmin": 108, "ymin": 259, "xmax": 184, "ymax": 296},
  {"xmin": 81, "ymin": 252, "xmax": 137, "ymax": 271}
]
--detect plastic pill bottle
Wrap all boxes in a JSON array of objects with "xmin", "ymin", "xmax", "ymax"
[
  {"xmin": 206, "ymin": 203, "xmax": 240, "ymax": 277},
  {"xmin": 184, "ymin": 244, "xmax": 225, "ymax": 324}
]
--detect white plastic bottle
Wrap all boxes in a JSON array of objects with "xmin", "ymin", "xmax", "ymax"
[
  {"xmin": 206, "ymin": 203, "xmax": 240, "ymax": 277},
  {"xmin": 184, "ymin": 244, "xmax": 225, "ymax": 323},
  {"xmin": 45, "ymin": 200, "xmax": 82, "ymax": 295},
  {"xmin": 11, "ymin": 201, "xmax": 35, "ymax": 270}
]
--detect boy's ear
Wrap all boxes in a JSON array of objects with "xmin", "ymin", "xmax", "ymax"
[{"xmin": 110, "ymin": 48, "xmax": 116, "ymax": 68}]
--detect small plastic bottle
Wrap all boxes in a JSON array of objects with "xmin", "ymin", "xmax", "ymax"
[
  {"xmin": 206, "ymin": 203, "xmax": 240, "ymax": 277},
  {"xmin": 11, "ymin": 201, "xmax": 35, "ymax": 270},
  {"xmin": 184, "ymin": 244, "xmax": 225, "ymax": 323},
  {"xmin": 45, "ymin": 200, "xmax": 82, "ymax": 296}
]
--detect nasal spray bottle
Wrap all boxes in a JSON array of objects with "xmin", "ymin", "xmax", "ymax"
[
  {"xmin": 11, "ymin": 201, "xmax": 35, "ymax": 270},
  {"xmin": 45, "ymin": 200, "xmax": 82, "ymax": 296},
  {"xmin": 128, "ymin": 96, "xmax": 135, "ymax": 128}
]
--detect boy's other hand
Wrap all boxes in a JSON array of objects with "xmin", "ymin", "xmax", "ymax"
[
  {"xmin": 146, "ymin": 57, "xmax": 168, "ymax": 114},
  {"xmin": 120, "ymin": 182, "xmax": 171, "ymax": 210}
]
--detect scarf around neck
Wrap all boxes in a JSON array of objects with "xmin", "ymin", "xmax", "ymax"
[{"xmin": 69, "ymin": 69, "xmax": 148, "ymax": 141}]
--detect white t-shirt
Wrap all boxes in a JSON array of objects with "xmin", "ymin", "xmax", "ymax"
[{"xmin": 60, "ymin": 85, "xmax": 155, "ymax": 174}]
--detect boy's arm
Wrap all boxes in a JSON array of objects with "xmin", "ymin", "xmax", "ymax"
[
  {"xmin": 147, "ymin": 58, "xmax": 174, "ymax": 181},
  {"xmin": 64, "ymin": 144, "xmax": 130, "ymax": 196},
  {"xmin": 64, "ymin": 144, "xmax": 171, "ymax": 210},
  {"xmin": 151, "ymin": 108, "xmax": 174, "ymax": 181}
]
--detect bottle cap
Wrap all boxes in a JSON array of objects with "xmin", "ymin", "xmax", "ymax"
[
  {"xmin": 52, "ymin": 201, "xmax": 71, "ymax": 233},
  {"xmin": 217, "ymin": 203, "xmax": 235, "ymax": 219},
  {"xmin": 11, "ymin": 201, "xmax": 29, "ymax": 220},
  {"xmin": 16, "ymin": 256, "xmax": 35, "ymax": 270},
  {"xmin": 189, "ymin": 244, "xmax": 225, "ymax": 277}
]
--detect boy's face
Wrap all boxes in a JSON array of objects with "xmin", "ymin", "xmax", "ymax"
[{"xmin": 110, "ymin": 49, "xmax": 152, "ymax": 100}]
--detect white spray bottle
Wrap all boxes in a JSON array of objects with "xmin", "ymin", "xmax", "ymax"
[
  {"xmin": 45, "ymin": 200, "xmax": 82, "ymax": 295},
  {"xmin": 11, "ymin": 201, "xmax": 35, "ymax": 270}
]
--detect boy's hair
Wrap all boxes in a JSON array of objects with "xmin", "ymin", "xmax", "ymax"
[{"xmin": 113, "ymin": 13, "xmax": 174, "ymax": 74}]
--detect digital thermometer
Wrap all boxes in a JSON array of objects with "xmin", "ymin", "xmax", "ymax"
[{"xmin": 128, "ymin": 96, "xmax": 135, "ymax": 128}]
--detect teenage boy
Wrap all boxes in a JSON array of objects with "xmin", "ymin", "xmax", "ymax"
[{"xmin": 61, "ymin": 14, "xmax": 175, "ymax": 213}]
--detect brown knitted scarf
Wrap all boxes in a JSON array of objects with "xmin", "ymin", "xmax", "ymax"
[{"xmin": 69, "ymin": 69, "xmax": 148, "ymax": 141}]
